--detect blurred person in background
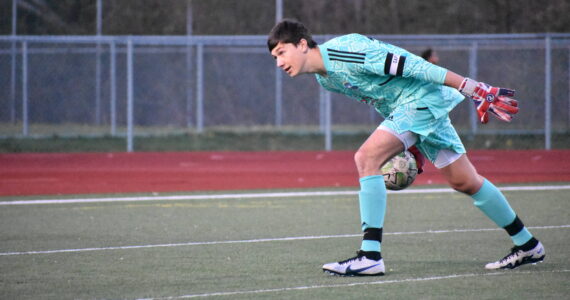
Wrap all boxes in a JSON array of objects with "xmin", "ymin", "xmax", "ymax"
[{"xmin": 421, "ymin": 48, "xmax": 440, "ymax": 64}]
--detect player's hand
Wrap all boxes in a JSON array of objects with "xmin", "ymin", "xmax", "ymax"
[
  {"xmin": 407, "ymin": 146, "xmax": 425, "ymax": 174},
  {"xmin": 472, "ymin": 95, "xmax": 519, "ymax": 123},
  {"xmin": 459, "ymin": 78, "xmax": 519, "ymax": 124}
]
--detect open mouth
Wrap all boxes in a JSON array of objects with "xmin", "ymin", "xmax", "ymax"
[{"xmin": 284, "ymin": 66, "xmax": 292, "ymax": 74}]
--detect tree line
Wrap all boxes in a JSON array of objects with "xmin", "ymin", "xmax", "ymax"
[{"xmin": 1, "ymin": 0, "xmax": 568, "ymax": 35}]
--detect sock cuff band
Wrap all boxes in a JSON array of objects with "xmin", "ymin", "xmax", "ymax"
[
  {"xmin": 359, "ymin": 175, "xmax": 383, "ymax": 184},
  {"xmin": 520, "ymin": 237, "xmax": 539, "ymax": 251},
  {"xmin": 504, "ymin": 215, "xmax": 524, "ymax": 236},
  {"xmin": 363, "ymin": 227, "xmax": 383, "ymax": 243}
]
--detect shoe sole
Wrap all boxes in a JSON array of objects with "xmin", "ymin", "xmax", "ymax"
[
  {"xmin": 495, "ymin": 254, "xmax": 546, "ymax": 270},
  {"xmin": 323, "ymin": 269, "xmax": 385, "ymax": 277}
]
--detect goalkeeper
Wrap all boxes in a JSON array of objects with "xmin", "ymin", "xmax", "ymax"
[{"xmin": 268, "ymin": 19, "xmax": 544, "ymax": 276}]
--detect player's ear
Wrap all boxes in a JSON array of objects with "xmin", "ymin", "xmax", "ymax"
[{"xmin": 298, "ymin": 38, "xmax": 309, "ymax": 52}]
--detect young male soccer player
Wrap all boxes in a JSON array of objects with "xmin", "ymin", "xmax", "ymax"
[{"xmin": 268, "ymin": 19, "xmax": 545, "ymax": 276}]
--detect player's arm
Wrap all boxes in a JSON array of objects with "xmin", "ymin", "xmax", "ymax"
[
  {"xmin": 445, "ymin": 71, "xmax": 519, "ymax": 124},
  {"xmin": 363, "ymin": 39, "xmax": 519, "ymax": 124},
  {"xmin": 380, "ymin": 49, "xmax": 448, "ymax": 85},
  {"xmin": 360, "ymin": 38, "xmax": 448, "ymax": 85},
  {"xmin": 376, "ymin": 51, "xmax": 518, "ymax": 124}
]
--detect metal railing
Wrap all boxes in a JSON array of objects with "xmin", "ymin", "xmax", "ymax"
[{"xmin": 1, "ymin": 33, "xmax": 569, "ymax": 151}]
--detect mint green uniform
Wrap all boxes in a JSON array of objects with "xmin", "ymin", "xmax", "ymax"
[
  {"xmin": 312, "ymin": 34, "xmax": 535, "ymax": 254},
  {"xmin": 315, "ymin": 34, "xmax": 466, "ymax": 162}
]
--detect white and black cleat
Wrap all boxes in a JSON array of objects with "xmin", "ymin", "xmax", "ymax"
[
  {"xmin": 323, "ymin": 250, "xmax": 385, "ymax": 276},
  {"xmin": 485, "ymin": 241, "xmax": 545, "ymax": 270}
]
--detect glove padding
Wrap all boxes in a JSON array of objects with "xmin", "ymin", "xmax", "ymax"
[
  {"xmin": 459, "ymin": 78, "xmax": 519, "ymax": 124},
  {"xmin": 407, "ymin": 146, "xmax": 425, "ymax": 174},
  {"xmin": 472, "ymin": 95, "xmax": 519, "ymax": 123}
]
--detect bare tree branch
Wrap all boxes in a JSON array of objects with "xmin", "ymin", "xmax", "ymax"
[{"xmin": 18, "ymin": 0, "xmax": 67, "ymax": 29}]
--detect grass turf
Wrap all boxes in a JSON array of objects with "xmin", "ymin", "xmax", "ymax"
[
  {"xmin": 0, "ymin": 186, "xmax": 568, "ymax": 299},
  {"xmin": 2, "ymin": 130, "xmax": 570, "ymax": 153}
]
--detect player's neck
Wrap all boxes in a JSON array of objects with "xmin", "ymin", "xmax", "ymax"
[{"xmin": 306, "ymin": 46, "xmax": 327, "ymax": 76}]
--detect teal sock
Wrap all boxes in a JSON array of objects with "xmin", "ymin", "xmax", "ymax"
[
  {"xmin": 472, "ymin": 179, "xmax": 533, "ymax": 246},
  {"xmin": 512, "ymin": 228, "xmax": 533, "ymax": 246},
  {"xmin": 358, "ymin": 175, "xmax": 386, "ymax": 252}
]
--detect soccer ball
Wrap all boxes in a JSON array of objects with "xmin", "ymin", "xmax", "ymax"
[{"xmin": 380, "ymin": 150, "xmax": 418, "ymax": 190}]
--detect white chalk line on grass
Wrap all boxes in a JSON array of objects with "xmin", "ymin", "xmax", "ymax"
[
  {"xmin": 1, "ymin": 184, "xmax": 570, "ymax": 206},
  {"xmin": 141, "ymin": 269, "xmax": 570, "ymax": 299},
  {"xmin": 1, "ymin": 225, "xmax": 568, "ymax": 257}
]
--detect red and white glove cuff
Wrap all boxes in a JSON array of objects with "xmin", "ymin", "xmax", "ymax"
[{"xmin": 458, "ymin": 77, "xmax": 478, "ymax": 97}]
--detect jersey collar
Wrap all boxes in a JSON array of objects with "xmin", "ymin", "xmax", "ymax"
[{"xmin": 317, "ymin": 45, "xmax": 332, "ymax": 77}]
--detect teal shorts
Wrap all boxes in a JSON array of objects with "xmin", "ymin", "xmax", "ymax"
[{"xmin": 379, "ymin": 103, "xmax": 466, "ymax": 164}]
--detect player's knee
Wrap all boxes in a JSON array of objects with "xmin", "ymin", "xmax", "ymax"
[
  {"xmin": 354, "ymin": 148, "xmax": 393, "ymax": 176},
  {"xmin": 448, "ymin": 179, "xmax": 480, "ymax": 195},
  {"xmin": 354, "ymin": 149, "xmax": 367, "ymax": 171},
  {"xmin": 354, "ymin": 148, "xmax": 379, "ymax": 174}
]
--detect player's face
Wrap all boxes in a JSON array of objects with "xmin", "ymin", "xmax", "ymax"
[{"xmin": 270, "ymin": 41, "xmax": 308, "ymax": 77}]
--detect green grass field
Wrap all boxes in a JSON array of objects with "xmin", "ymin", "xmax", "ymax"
[
  {"xmin": 1, "ymin": 185, "xmax": 569, "ymax": 299},
  {"xmin": 2, "ymin": 122, "xmax": 570, "ymax": 153}
]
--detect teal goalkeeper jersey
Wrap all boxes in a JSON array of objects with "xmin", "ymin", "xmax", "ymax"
[{"xmin": 315, "ymin": 34, "xmax": 465, "ymax": 119}]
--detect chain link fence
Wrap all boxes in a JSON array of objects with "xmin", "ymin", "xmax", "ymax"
[{"xmin": 1, "ymin": 34, "xmax": 569, "ymax": 151}]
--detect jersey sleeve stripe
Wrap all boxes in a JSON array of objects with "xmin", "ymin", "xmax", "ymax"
[
  {"xmin": 384, "ymin": 53, "xmax": 393, "ymax": 75},
  {"xmin": 327, "ymin": 48, "xmax": 365, "ymax": 64},
  {"xmin": 396, "ymin": 55, "xmax": 406, "ymax": 76},
  {"xmin": 329, "ymin": 53, "xmax": 365, "ymax": 61},
  {"xmin": 327, "ymin": 48, "xmax": 366, "ymax": 56},
  {"xmin": 330, "ymin": 58, "xmax": 365, "ymax": 64}
]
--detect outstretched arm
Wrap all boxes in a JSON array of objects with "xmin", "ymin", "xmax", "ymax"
[
  {"xmin": 443, "ymin": 71, "xmax": 465, "ymax": 90},
  {"xmin": 444, "ymin": 71, "xmax": 519, "ymax": 124}
]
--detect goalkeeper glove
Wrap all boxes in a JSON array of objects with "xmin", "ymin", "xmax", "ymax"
[
  {"xmin": 459, "ymin": 78, "xmax": 519, "ymax": 124},
  {"xmin": 407, "ymin": 146, "xmax": 425, "ymax": 174}
]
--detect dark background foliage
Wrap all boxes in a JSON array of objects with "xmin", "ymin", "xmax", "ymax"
[{"xmin": 1, "ymin": 0, "xmax": 569, "ymax": 36}]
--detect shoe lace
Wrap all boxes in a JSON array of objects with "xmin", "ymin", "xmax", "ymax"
[
  {"xmin": 338, "ymin": 251, "xmax": 366, "ymax": 265},
  {"xmin": 499, "ymin": 246, "xmax": 523, "ymax": 263}
]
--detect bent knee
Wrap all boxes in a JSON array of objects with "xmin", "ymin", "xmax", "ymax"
[
  {"xmin": 354, "ymin": 149, "xmax": 370, "ymax": 172},
  {"xmin": 448, "ymin": 178, "xmax": 483, "ymax": 195},
  {"xmin": 354, "ymin": 149, "xmax": 368, "ymax": 165},
  {"xmin": 354, "ymin": 148, "xmax": 387, "ymax": 176}
]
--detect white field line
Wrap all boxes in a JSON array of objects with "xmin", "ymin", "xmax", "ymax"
[
  {"xmin": 141, "ymin": 269, "xmax": 570, "ymax": 299},
  {"xmin": 1, "ymin": 184, "xmax": 570, "ymax": 206},
  {"xmin": 1, "ymin": 225, "xmax": 568, "ymax": 257}
]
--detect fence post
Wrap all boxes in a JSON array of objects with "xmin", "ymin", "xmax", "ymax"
[
  {"xmin": 544, "ymin": 35, "xmax": 551, "ymax": 150},
  {"xmin": 275, "ymin": 67, "xmax": 283, "ymax": 127},
  {"xmin": 275, "ymin": 0, "xmax": 283, "ymax": 128},
  {"xmin": 10, "ymin": 0, "xmax": 17, "ymax": 124},
  {"xmin": 319, "ymin": 86, "xmax": 325, "ymax": 132},
  {"xmin": 196, "ymin": 43, "xmax": 204, "ymax": 133},
  {"xmin": 95, "ymin": 0, "xmax": 102, "ymax": 125},
  {"xmin": 468, "ymin": 41, "xmax": 478, "ymax": 136},
  {"xmin": 186, "ymin": 40, "xmax": 194, "ymax": 128},
  {"xmin": 22, "ymin": 41, "xmax": 28, "ymax": 136},
  {"xmin": 186, "ymin": 2, "xmax": 194, "ymax": 128},
  {"xmin": 95, "ymin": 42, "xmax": 102, "ymax": 125},
  {"xmin": 110, "ymin": 40, "xmax": 116, "ymax": 136},
  {"xmin": 275, "ymin": 0, "xmax": 283, "ymax": 21},
  {"xmin": 10, "ymin": 39, "xmax": 17, "ymax": 124},
  {"xmin": 126, "ymin": 38, "xmax": 134, "ymax": 152},
  {"xmin": 324, "ymin": 90, "xmax": 332, "ymax": 151}
]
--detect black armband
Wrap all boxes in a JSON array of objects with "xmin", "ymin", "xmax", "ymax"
[{"xmin": 384, "ymin": 52, "xmax": 406, "ymax": 76}]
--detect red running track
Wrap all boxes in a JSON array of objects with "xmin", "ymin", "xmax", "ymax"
[{"xmin": 1, "ymin": 150, "xmax": 569, "ymax": 197}]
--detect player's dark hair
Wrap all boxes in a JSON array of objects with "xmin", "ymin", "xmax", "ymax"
[
  {"xmin": 421, "ymin": 48, "xmax": 433, "ymax": 61},
  {"xmin": 267, "ymin": 19, "xmax": 317, "ymax": 52}
]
